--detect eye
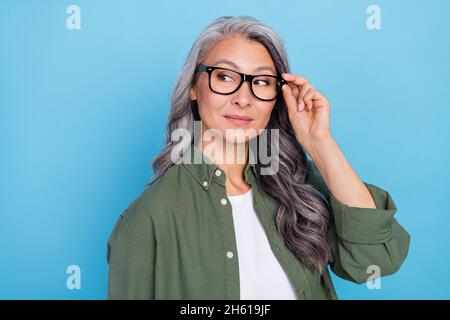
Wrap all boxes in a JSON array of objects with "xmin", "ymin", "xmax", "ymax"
[
  {"xmin": 253, "ymin": 79, "xmax": 269, "ymax": 86},
  {"xmin": 254, "ymin": 76, "xmax": 276, "ymax": 86},
  {"xmin": 216, "ymin": 72, "xmax": 234, "ymax": 82}
]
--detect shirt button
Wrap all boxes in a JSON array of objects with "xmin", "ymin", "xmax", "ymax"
[
  {"xmin": 215, "ymin": 169, "xmax": 222, "ymax": 177},
  {"xmin": 202, "ymin": 181, "xmax": 208, "ymax": 187},
  {"xmin": 226, "ymin": 251, "xmax": 234, "ymax": 259},
  {"xmin": 220, "ymin": 198, "xmax": 228, "ymax": 205}
]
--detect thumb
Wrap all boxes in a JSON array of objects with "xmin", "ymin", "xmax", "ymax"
[{"xmin": 282, "ymin": 84, "xmax": 301, "ymax": 116}]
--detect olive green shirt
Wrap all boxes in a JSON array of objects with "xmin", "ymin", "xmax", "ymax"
[{"xmin": 106, "ymin": 144, "xmax": 410, "ymax": 300}]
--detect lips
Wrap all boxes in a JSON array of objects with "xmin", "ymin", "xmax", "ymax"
[{"xmin": 223, "ymin": 114, "xmax": 253, "ymax": 126}]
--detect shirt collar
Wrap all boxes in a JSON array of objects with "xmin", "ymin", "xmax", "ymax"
[{"xmin": 180, "ymin": 141, "xmax": 257, "ymax": 190}]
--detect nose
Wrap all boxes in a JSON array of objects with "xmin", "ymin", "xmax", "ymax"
[{"xmin": 231, "ymin": 80, "xmax": 252, "ymax": 108}]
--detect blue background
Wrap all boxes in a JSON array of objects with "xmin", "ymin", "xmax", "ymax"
[{"xmin": 1, "ymin": 0, "xmax": 449, "ymax": 299}]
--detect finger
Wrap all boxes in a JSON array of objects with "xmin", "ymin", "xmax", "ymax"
[
  {"xmin": 289, "ymin": 83, "xmax": 306, "ymax": 111},
  {"xmin": 281, "ymin": 83, "xmax": 300, "ymax": 113},
  {"xmin": 286, "ymin": 82, "xmax": 299, "ymax": 100},
  {"xmin": 297, "ymin": 98, "xmax": 305, "ymax": 112},
  {"xmin": 303, "ymin": 88, "xmax": 316, "ymax": 110},
  {"xmin": 299, "ymin": 84, "xmax": 313, "ymax": 111},
  {"xmin": 311, "ymin": 90, "xmax": 324, "ymax": 100},
  {"xmin": 305, "ymin": 91, "xmax": 314, "ymax": 110},
  {"xmin": 299, "ymin": 83, "xmax": 313, "ymax": 101},
  {"xmin": 311, "ymin": 91, "xmax": 329, "ymax": 107},
  {"xmin": 282, "ymin": 74, "xmax": 309, "ymax": 108},
  {"xmin": 307, "ymin": 89, "xmax": 327, "ymax": 111},
  {"xmin": 282, "ymin": 73, "xmax": 308, "ymax": 86}
]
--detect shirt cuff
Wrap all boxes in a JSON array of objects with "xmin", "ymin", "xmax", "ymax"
[{"xmin": 329, "ymin": 182, "xmax": 397, "ymax": 244}]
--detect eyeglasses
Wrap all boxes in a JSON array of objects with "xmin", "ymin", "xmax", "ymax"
[{"xmin": 196, "ymin": 64, "xmax": 286, "ymax": 101}]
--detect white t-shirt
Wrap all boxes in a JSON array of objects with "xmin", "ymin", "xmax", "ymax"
[{"xmin": 227, "ymin": 187, "xmax": 298, "ymax": 300}]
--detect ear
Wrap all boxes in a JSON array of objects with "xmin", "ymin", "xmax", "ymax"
[{"xmin": 189, "ymin": 86, "xmax": 197, "ymax": 101}]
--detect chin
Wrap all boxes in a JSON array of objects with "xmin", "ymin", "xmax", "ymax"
[{"xmin": 223, "ymin": 131, "xmax": 257, "ymax": 144}]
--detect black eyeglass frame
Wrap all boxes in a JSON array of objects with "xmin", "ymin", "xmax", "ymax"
[{"xmin": 196, "ymin": 64, "xmax": 286, "ymax": 102}]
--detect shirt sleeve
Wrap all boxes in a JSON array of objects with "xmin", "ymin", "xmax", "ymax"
[
  {"xmin": 305, "ymin": 159, "xmax": 411, "ymax": 284},
  {"xmin": 106, "ymin": 198, "xmax": 156, "ymax": 299}
]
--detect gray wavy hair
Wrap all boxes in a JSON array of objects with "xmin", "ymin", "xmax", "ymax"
[{"xmin": 148, "ymin": 15, "xmax": 332, "ymax": 273}]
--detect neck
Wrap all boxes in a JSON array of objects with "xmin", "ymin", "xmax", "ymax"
[{"xmin": 195, "ymin": 136, "xmax": 249, "ymax": 185}]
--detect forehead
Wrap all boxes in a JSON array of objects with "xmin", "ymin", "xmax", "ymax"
[{"xmin": 203, "ymin": 36, "xmax": 276, "ymax": 73}]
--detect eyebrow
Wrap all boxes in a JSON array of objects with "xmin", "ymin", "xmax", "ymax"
[{"xmin": 212, "ymin": 59, "xmax": 276, "ymax": 75}]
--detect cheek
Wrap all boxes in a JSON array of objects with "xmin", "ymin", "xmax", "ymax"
[
  {"xmin": 253, "ymin": 103, "xmax": 276, "ymax": 129},
  {"xmin": 196, "ymin": 83, "xmax": 228, "ymax": 125},
  {"xmin": 197, "ymin": 94, "xmax": 226, "ymax": 121}
]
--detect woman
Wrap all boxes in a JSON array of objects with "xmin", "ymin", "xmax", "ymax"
[{"xmin": 106, "ymin": 16, "xmax": 410, "ymax": 300}]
